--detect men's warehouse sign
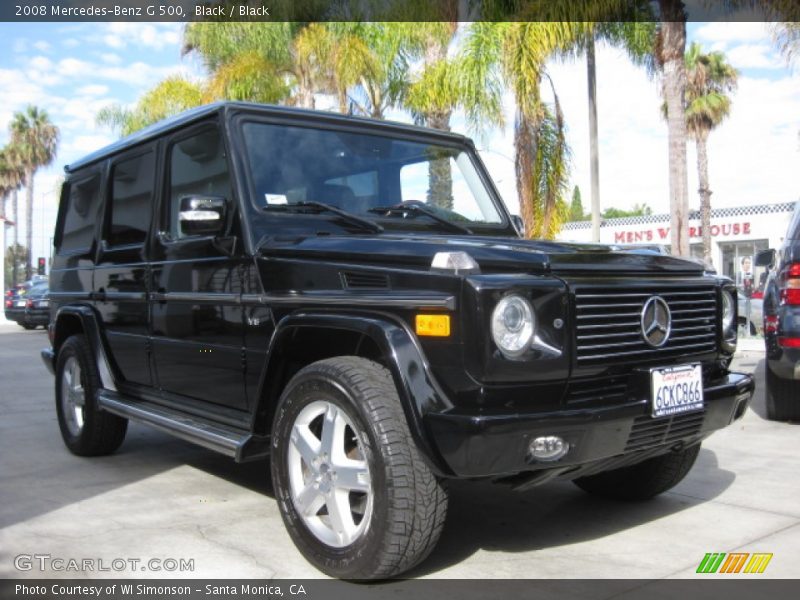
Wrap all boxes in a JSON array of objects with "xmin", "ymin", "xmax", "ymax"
[{"xmin": 613, "ymin": 222, "xmax": 752, "ymax": 244}]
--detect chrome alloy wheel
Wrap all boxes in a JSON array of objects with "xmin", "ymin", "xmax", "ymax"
[
  {"xmin": 61, "ymin": 355, "xmax": 86, "ymax": 436},
  {"xmin": 287, "ymin": 400, "xmax": 373, "ymax": 548}
]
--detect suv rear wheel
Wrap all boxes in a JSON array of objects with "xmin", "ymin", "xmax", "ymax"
[
  {"xmin": 55, "ymin": 335, "xmax": 128, "ymax": 456},
  {"xmin": 574, "ymin": 443, "xmax": 701, "ymax": 501},
  {"xmin": 271, "ymin": 356, "xmax": 448, "ymax": 579},
  {"xmin": 766, "ymin": 366, "xmax": 800, "ymax": 421}
]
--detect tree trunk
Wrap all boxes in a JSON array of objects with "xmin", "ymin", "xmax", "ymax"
[
  {"xmin": 695, "ymin": 132, "xmax": 713, "ymax": 266},
  {"xmin": 587, "ymin": 36, "xmax": 601, "ymax": 243},
  {"xmin": 658, "ymin": 2, "xmax": 689, "ymax": 257},
  {"xmin": 25, "ymin": 170, "xmax": 34, "ymax": 280},
  {"xmin": 426, "ymin": 112, "xmax": 454, "ymax": 210},
  {"xmin": 514, "ymin": 112, "xmax": 537, "ymax": 238},
  {"xmin": 12, "ymin": 188, "xmax": 19, "ymax": 287},
  {"xmin": 337, "ymin": 88, "xmax": 349, "ymax": 114}
]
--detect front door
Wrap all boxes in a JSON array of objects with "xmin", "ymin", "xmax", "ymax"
[{"xmin": 150, "ymin": 123, "xmax": 247, "ymax": 411}]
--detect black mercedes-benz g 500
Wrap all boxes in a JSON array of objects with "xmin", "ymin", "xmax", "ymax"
[{"xmin": 42, "ymin": 102, "xmax": 754, "ymax": 579}]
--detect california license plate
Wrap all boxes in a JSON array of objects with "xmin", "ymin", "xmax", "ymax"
[{"xmin": 651, "ymin": 364, "xmax": 703, "ymax": 418}]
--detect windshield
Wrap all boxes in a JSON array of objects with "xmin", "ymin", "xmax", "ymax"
[{"xmin": 241, "ymin": 121, "xmax": 505, "ymax": 232}]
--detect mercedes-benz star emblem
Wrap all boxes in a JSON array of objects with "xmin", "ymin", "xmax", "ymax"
[{"xmin": 640, "ymin": 296, "xmax": 671, "ymax": 348}]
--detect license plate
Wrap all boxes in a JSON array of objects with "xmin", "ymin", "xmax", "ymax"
[
  {"xmin": 16, "ymin": 300, "xmax": 25, "ymax": 307},
  {"xmin": 39, "ymin": 300, "xmax": 49, "ymax": 307},
  {"xmin": 651, "ymin": 364, "xmax": 703, "ymax": 418}
]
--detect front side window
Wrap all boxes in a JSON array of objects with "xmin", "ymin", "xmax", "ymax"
[
  {"xmin": 108, "ymin": 151, "xmax": 155, "ymax": 247},
  {"xmin": 168, "ymin": 127, "xmax": 232, "ymax": 239},
  {"xmin": 241, "ymin": 122, "xmax": 504, "ymax": 230}
]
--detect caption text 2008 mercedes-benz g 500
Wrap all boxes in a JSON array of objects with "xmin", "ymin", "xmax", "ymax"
[{"xmin": 42, "ymin": 102, "xmax": 754, "ymax": 579}]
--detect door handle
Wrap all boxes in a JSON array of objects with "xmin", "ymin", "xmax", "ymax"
[
  {"xmin": 92, "ymin": 288, "xmax": 107, "ymax": 302},
  {"xmin": 154, "ymin": 288, "xmax": 167, "ymax": 304}
]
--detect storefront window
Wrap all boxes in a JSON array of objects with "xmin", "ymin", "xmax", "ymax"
[{"xmin": 719, "ymin": 240, "xmax": 769, "ymax": 296}]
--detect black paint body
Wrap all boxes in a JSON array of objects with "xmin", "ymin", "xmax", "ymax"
[{"xmin": 44, "ymin": 102, "xmax": 754, "ymax": 480}]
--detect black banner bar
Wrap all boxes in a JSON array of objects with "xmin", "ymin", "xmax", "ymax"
[
  {"xmin": 2, "ymin": 579, "xmax": 799, "ymax": 600},
  {"xmin": 0, "ymin": 0, "xmax": 794, "ymax": 23}
]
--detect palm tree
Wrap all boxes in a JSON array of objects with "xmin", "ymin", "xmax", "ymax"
[
  {"xmin": 578, "ymin": 22, "xmax": 657, "ymax": 241},
  {"xmin": 184, "ymin": 22, "xmax": 324, "ymax": 109},
  {"xmin": 683, "ymin": 43, "xmax": 738, "ymax": 265},
  {"xmin": 773, "ymin": 22, "xmax": 800, "ymax": 63},
  {"xmin": 0, "ymin": 147, "xmax": 24, "ymax": 287},
  {"xmin": 655, "ymin": 0, "xmax": 690, "ymax": 257},
  {"xmin": 98, "ymin": 77, "xmax": 205, "ymax": 136},
  {"xmin": 459, "ymin": 22, "xmax": 588, "ymax": 239},
  {"xmin": 10, "ymin": 106, "xmax": 59, "ymax": 280}
]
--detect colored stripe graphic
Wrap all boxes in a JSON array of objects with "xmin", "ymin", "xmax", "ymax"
[
  {"xmin": 697, "ymin": 553, "xmax": 726, "ymax": 573},
  {"xmin": 744, "ymin": 553, "xmax": 773, "ymax": 574},
  {"xmin": 720, "ymin": 553, "xmax": 749, "ymax": 573},
  {"xmin": 697, "ymin": 552, "xmax": 773, "ymax": 574}
]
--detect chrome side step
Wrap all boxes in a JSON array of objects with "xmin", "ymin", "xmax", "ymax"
[{"xmin": 97, "ymin": 391, "xmax": 268, "ymax": 462}]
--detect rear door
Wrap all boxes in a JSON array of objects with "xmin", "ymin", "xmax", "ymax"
[
  {"xmin": 150, "ymin": 122, "xmax": 248, "ymax": 411},
  {"xmin": 95, "ymin": 146, "xmax": 157, "ymax": 388}
]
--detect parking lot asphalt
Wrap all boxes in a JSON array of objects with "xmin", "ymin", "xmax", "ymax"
[{"xmin": 0, "ymin": 321, "xmax": 797, "ymax": 580}]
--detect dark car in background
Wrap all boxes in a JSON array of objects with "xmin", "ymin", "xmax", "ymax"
[
  {"xmin": 21, "ymin": 282, "xmax": 50, "ymax": 329},
  {"xmin": 758, "ymin": 200, "xmax": 800, "ymax": 420},
  {"xmin": 4, "ymin": 279, "xmax": 49, "ymax": 329}
]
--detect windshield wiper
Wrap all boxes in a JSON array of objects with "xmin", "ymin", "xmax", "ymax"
[
  {"xmin": 263, "ymin": 201, "xmax": 383, "ymax": 234},
  {"xmin": 368, "ymin": 204, "xmax": 473, "ymax": 235}
]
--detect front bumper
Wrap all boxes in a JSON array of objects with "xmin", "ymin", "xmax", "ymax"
[
  {"xmin": 426, "ymin": 372, "xmax": 754, "ymax": 478},
  {"xmin": 23, "ymin": 309, "xmax": 50, "ymax": 326}
]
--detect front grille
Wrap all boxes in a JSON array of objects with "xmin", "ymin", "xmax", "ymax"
[
  {"xmin": 574, "ymin": 286, "xmax": 718, "ymax": 363},
  {"xmin": 566, "ymin": 374, "xmax": 631, "ymax": 408},
  {"xmin": 625, "ymin": 411, "xmax": 706, "ymax": 452}
]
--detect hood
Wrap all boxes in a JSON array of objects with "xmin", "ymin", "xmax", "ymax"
[{"xmin": 256, "ymin": 233, "xmax": 705, "ymax": 276}]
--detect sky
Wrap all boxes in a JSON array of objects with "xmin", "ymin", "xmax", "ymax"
[{"xmin": 0, "ymin": 21, "xmax": 798, "ymax": 265}]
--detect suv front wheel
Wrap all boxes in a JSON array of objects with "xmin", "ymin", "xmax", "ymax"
[
  {"xmin": 270, "ymin": 356, "xmax": 448, "ymax": 579},
  {"xmin": 55, "ymin": 335, "xmax": 128, "ymax": 456},
  {"xmin": 574, "ymin": 443, "xmax": 701, "ymax": 501}
]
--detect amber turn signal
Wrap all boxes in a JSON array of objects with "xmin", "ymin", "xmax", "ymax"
[{"xmin": 415, "ymin": 314, "xmax": 450, "ymax": 337}]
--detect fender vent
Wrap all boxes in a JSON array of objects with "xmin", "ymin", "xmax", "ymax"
[{"xmin": 341, "ymin": 271, "xmax": 390, "ymax": 290}]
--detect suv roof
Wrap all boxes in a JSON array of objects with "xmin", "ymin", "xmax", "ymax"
[{"xmin": 66, "ymin": 102, "xmax": 470, "ymax": 174}]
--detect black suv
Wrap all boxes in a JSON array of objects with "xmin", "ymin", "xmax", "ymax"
[
  {"xmin": 757, "ymin": 200, "xmax": 800, "ymax": 420},
  {"xmin": 42, "ymin": 103, "xmax": 754, "ymax": 579}
]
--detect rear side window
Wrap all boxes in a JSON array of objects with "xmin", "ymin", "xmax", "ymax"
[
  {"xmin": 108, "ymin": 151, "xmax": 155, "ymax": 247},
  {"xmin": 60, "ymin": 172, "xmax": 101, "ymax": 253}
]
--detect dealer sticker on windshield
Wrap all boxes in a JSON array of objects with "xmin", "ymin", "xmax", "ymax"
[{"xmin": 651, "ymin": 364, "xmax": 703, "ymax": 418}]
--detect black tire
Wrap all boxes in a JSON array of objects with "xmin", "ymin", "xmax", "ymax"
[
  {"xmin": 574, "ymin": 443, "xmax": 701, "ymax": 501},
  {"xmin": 55, "ymin": 335, "xmax": 128, "ymax": 456},
  {"xmin": 766, "ymin": 366, "xmax": 800, "ymax": 421},
  {"xmin": 22, "ymin": 323, "xmax": 36, "ymax": 330},
  {"xmin": 271, "ymin": 356, "xmax": 448, "ymax": 579}
]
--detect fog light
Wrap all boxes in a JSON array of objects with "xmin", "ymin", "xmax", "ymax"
[{"xmin": 528, "ymin": 436, "xmax": 569, "ymax": 461}]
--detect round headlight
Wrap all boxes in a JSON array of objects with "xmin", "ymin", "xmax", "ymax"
[
  {"xmin": 491, "ymin": 295, "xmax": 535, "ymax": 357},
  {"xmin": 722, "ymin": 290, "xmax": 736, "ymax": 331}
]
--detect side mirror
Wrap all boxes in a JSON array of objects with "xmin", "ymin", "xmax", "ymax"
[
  {"xmin": 754, "ymin": 248, "xmax": 776, "ymax": 268},
  {"xmin": 510, "ymin": 215, "xmax": 524, "ymax": 237},
  {"xmin": 178, "ymin": 195, "xmax": 227, "ymax": 237}
]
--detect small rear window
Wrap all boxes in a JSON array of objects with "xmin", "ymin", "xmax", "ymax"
[{"xmin": 60, "ymin": 172, "xmax": 101, "ymax": 253}]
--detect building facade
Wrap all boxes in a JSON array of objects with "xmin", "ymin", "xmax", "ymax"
[{"xmin": 558, "ymin": 201, "xmax": 796, "ymax": 287}]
